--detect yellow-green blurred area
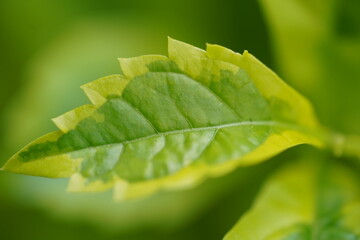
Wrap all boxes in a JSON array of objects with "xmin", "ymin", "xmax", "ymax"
[{"xmin": 0, "ymin": 0, "xmax": 359, "ymax": 239}]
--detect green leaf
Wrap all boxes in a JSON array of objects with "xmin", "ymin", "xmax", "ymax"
[
  {"xmin": 224, "ymin": 155, "xmax": 360, "ymax": 240},
  {"xmin": 2, "ymin": 38, "xmax": 323, "ymax": 200}
]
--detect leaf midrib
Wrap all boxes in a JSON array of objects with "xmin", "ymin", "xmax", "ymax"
[{"xmin": 39, "ymin": 120, "xmax": 303, "ymax": 159}]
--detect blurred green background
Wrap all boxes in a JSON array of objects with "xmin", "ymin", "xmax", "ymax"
[{"xmin": 0, "ymin": 0, "xmax": 359, "ymax": 239}]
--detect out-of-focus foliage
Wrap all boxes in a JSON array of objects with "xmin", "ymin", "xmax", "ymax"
[
  {"xmin": 260, "ymin": 0, "xmax": 360, "ymax": 134},
  {"xmin": 3, "ymin": 38, "xmax": 321, "ymax": 200},
  {"xmin": 225, "ymin": 152, "xmax": 360, "ymax": 239}
]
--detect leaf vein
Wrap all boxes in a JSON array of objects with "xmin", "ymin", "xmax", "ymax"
[
  {"xmin": 119, "ymin": 97, "xmax": 160, "ymax": 134},
  {"xmin": 36, "ymin": 121, "xmax": 300, "ymax": 160}
]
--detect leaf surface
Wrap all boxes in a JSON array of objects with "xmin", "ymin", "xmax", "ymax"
[
  {"xmin": 224, "ymin": 156, "xmax": 360, "ymax": 240},
  {"xmin": 2, "ymin": 38, "xmax": 322, "ymax": 200}
]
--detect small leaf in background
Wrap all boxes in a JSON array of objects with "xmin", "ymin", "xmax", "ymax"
[
  {"xmin": 224, "ymin": 153, "xmax": 360, "ymax": 239},
  {"xmin": 2, "ymin": 38, "xmax": 323, "ymax": 200}
]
